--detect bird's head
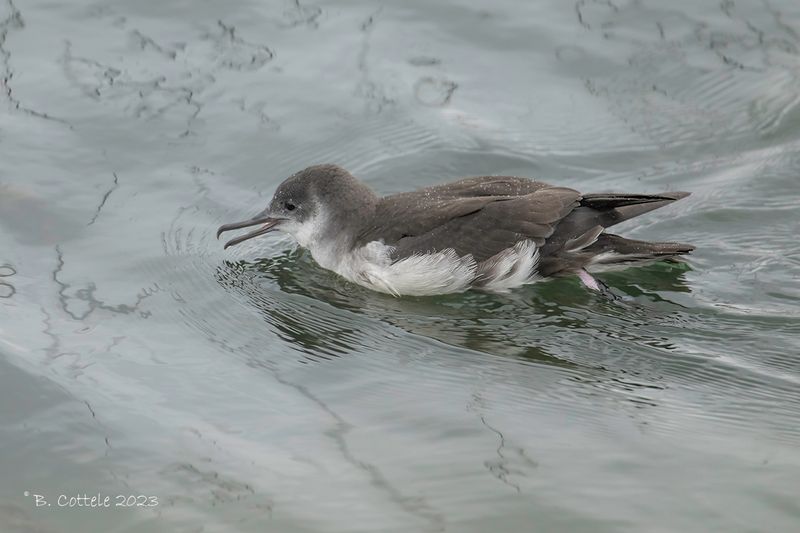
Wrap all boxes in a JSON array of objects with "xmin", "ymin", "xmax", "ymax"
[{"xmin": 217, "ymin": 164, "xmax": 377, "ymax": 251}]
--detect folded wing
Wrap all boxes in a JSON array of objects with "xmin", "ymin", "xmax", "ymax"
[
  {"xmin": 359, "ymin": 175, "xmax": 692, "ymax": 277},
  {"xmin": 365, "ymin": 184, "xmax": 582, "ymax": 262}
]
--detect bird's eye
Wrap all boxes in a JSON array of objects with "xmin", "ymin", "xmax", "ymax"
[{"xmin": 285, "ymin": 202, "xmax": 296, "ymax": 211}]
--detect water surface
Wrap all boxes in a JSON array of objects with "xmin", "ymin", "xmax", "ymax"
[{"xmin": 1, "ymin": 0, "xmax": 799, "ymax": 531}]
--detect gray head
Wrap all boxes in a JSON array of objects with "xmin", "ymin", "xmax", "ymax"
[{"xmin": 217, "ymin": 164, "xmax": 378, "ymax": 251}]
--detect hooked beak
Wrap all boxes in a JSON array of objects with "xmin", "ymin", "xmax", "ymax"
[{"xmin": 217, "ymin": 213, "xmax": 284, "ymax": 249}]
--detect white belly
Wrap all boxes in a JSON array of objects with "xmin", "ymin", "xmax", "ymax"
[{"xmin": 318, "ymin": 240, "xmax": 542, "ymax": 297}]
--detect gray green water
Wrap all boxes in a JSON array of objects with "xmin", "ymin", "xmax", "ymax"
[{"xmin": 1, "ymin": 0, "xmax": 800, "ymax": 531}]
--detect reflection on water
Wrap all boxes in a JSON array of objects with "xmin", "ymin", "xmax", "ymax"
[
  {"xmin": 2, "ymin": 0, "xmax": 800, "ymax": 531},
  {"xmin": 215, "ymin": 253, "xmax": 694, "ymax": 373}
]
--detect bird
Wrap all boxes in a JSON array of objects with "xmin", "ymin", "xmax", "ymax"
[{"xmin": 217, "ymin": 164, "xmax": 694, "ymax": 296}]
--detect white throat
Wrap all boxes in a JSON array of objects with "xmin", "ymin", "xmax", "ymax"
[{"xmin": 280, "ymin": 211, "xmax": 348, "ymax": 271}]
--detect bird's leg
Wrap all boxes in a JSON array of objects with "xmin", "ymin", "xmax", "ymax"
[
  {"xmin": 577, "ymin": 269, "xmax": 601, "ymax": 291},
  {"xmin": 577, "ymin": 269, "xmax": 624, "ymax": 301}
]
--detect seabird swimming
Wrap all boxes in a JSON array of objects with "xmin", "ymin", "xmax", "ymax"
[{"xmin": 217, "ymin": 164, "xmax": 694, "ymax": 296}]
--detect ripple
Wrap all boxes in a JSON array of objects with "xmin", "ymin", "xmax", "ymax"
[
  {"xmin": 414, "ymin": 76, "xmax": 458, "ymax": 107},
  {"xmin": 0, "ymin": 264, "xmax": 15, "ymax": 299},
  {"xmin": 567, "ymin": 0, "xmax": 800, "ymax": 159}
]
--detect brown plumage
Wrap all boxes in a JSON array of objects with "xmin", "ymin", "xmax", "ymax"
[
  {"xmin": 358, "ymin": 174, "xmax": 693, "ymax": 277},
  {"xmin": 218, "ymin": 165, "xmax": 694, "ymax": 295}
]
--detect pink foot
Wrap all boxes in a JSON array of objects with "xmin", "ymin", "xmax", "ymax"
[{"xmin": 577, "ymin": 269, "xmax": 601, "ymax": 291}]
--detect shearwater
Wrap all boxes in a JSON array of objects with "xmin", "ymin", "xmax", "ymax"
[{"xmin": 217, "ymin": 164, "xmax": 693, "ymax": 296}]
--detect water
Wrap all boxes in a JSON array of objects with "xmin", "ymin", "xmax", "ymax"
[{"xmin": 1, "ymin": 0, "xmax": 799, "ymax": 531}]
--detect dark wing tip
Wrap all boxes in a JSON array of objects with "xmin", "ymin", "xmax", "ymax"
[
  {"xmin": 661, "ymin": 191, "xmax": 691, "ymax": 201},
  {"xmin": 580, "ymin": 191, "xmax": 692, "ymax": 209}
]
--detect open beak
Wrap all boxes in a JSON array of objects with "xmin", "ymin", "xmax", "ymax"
[{"xmin": 217, "ymin": 213, "xmax": 283, "ymax": 249}]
